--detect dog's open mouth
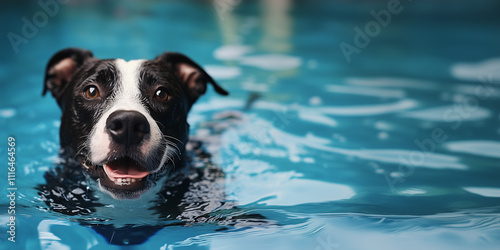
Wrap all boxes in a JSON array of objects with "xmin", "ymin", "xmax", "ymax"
[{"xmin": 100, "ymin": 157, "xmax": 151, "ymax": 191}]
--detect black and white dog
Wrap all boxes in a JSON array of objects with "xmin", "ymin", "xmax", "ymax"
[{"xmin": 43, "ymin": 48, "xmax": 228, "ymax": 200}]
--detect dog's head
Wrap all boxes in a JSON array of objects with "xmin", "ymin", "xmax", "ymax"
[{"xmin": 43, "ymin": 48, "xmax": 228, "ymax": 199}]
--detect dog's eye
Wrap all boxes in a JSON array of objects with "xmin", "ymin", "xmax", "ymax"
[
  {"xmin": 83, "ymin": 85, "xmax": 100, "ymax": 99},
  {"xmin": 154, "ymin": 88, "xmax": 170, "ymax": 102}
]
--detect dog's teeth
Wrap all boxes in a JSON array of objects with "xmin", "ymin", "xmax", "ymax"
[
  {"xmin": 109, "ymin": 176, "xmax": 141, "ymax": 186},
  {"xmin": 112, "ymin": 177, "xmax": 134, "ymax": 186}
]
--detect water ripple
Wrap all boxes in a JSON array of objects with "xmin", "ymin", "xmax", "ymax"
[
  {"xmin": 213, "ymin": 45, "xmax": 253, "ymax": 61},
  {"xmin": 0, "ymin": 108, "xmax": 16, "ymax": 118},
  {"xmin": 267, "ymin": 125, "xmax": 467, "ymax": 170},
  {"xmin": 444, "ymin": 140, "xmax": 500, "ymax": 158},
  {"xmin": 204, "ymin": 65, "xmax": 242, "ymax": 80},
  {"xmin": 451, "ymin": 57, "xmax": 500, "ymax": 82},
  {"xmin": 464, "ymin": 187, "xmax": 500, "ymax": 198},
  {"xmin": 239, "ymin": 54, "xmax": 302, "ymax": 71},
  {"xmin": 226, "ymin": 169, "xmax": 355, "ymax": 206},
  {"xmin": 345, "ymin": 77, "xmax": 436, "ymax": 90},
  {"xmin": 316, "ymin": 99, "xmax": 418, "ymax": 116},
  {"xmin": 400, "ymin": 105, "xmax": 492, "ymax": 121},
  {"xmin": 325, "ymin": 84, "xmax": 406, "ymax": 98}
]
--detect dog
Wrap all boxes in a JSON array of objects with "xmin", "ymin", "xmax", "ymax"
[{"xmin": 42, "ymin": 48, "xmax": 228, "ymax": 200}]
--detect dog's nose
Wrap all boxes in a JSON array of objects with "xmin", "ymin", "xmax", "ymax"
[{"xmin": 106, "ymin": 110, "xmax": 150, "ymax": 146}]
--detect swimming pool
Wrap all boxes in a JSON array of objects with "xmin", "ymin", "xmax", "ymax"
[{"xmin": 1, "ymin": 0, "xmax": 500, "ymax": 249}]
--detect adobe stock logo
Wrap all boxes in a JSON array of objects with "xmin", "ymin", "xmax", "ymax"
[
  {"xmin": 340, "ymin": 0, "xmax": 410, "ymax": 64},
  {"xmin": 6, "ymin": 0, "xmax": 70, "ymax": 54}
]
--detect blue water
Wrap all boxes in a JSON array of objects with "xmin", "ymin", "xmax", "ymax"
[{"xmin": 1, "ymin": 0, "xmax": 500, "ymax": 249}]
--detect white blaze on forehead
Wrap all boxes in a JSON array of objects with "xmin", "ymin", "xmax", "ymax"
[
  {"xmin": 114, "ymin": 59, "xmax": 144, "ymax": 107},
  {"xmin": 88, "ymin": 59, "xmax": 165, "ymax": 165}
]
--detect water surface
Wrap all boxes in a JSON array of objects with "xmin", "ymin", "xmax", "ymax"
[{"xmin": 1, "ymin": 0, "xmax": 500, "ymax": 249}]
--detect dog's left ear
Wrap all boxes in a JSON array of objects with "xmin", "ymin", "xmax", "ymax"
[{"xmin": 155, "ymin": 52, "xmax": 228, "ymax": 104}]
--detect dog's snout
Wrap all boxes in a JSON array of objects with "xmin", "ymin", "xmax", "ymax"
[{"xmin": 106, "ymin": 110, "xmax": 150, "ymax": 146}]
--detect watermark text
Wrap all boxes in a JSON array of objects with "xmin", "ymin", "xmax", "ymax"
[{"xmin": 7, "ymin": 136, "xmax": 17, "ymax": 243}]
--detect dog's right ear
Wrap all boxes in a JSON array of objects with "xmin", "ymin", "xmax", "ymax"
[{"xmin": 43, "ymin": 48, "xmax": 93, "ymax": 105}]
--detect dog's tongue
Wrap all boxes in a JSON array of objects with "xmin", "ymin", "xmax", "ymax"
[{"xmin": 104, "ymin": 158, "xmax": 150, "ymax": 179}]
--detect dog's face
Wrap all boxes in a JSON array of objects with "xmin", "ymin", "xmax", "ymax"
[{"xmin": 43, "ymin": 48, "xmax": 228, "ymax": 199}]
